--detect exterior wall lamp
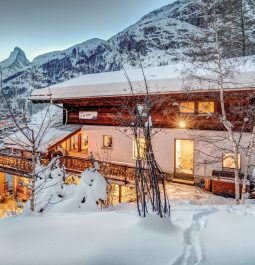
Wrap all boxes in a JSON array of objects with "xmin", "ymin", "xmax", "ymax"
[{"xmin": 179, "ymin": 121, "xmax": 186, "ymax": 129}]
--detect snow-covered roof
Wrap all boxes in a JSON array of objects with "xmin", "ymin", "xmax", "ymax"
[
  {"xmin": 30, "ymin": 65, "xmax": 181, "ymax": 101},
  {"xmin": 4, "ymin": 124, "xmax": 81, "ymax": 153},
  {"xmin": 2, "ymin": 105, "xmax": 80, "ymax": 153},
  {"xmin": 30, "ymin": 63, "xmax": 255, "ymax": 101}
]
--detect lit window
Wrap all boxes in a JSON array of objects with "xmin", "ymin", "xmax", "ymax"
[
  {"xmin": 133, "ymin": 138, "xmax": 146, "ymax": 159},
  {"xmin": 180, "ymin": 102, "xmax": 195, "ymax": 113},
  {"xmin": 70, "ymin": 135, "xmax": 78, "ymax": 150},
  {"xmin": 81, "ymin": 134, "xmax": 89, "ymax": 153},
  {"xmin": 103, "ymin": 135, "xmax": 113, "ymax": 149},
  {"xmin": 223, "ymin": 153, "xmax": 241, "ymax": 170},
  {"xmin": 198, "ymin": 102, "xmax": 215, "ymax": 114}
]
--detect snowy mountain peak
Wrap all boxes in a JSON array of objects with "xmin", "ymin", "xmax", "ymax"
[
  {"xmin": 1, "ymin": 47, "xmax": 30, "ymax": 68},
  {"xmin": 13, "ymin": 46, "xmax": 23, "ymax": 53}
]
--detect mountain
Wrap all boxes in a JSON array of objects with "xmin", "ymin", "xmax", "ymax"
[
  {"xmin": 32, "ymin": 38, "xmax": 105, "ymax": 65},
  {"xmin": 1, "ymin": 0, "xmax": 255, "ymax": 104},
  {"xmin": 0, "ymin": 47, "xmax": 30, "ymax": 78}
]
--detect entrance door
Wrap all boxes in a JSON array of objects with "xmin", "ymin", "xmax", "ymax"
[{"xmin": 175, "ymin": 139, "xmax": 194, "ymax": 178}]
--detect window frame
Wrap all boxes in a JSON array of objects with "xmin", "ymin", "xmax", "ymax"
[
  {"xmin": 70, "ymin": 135, "xmax": 78, "ymax": 151},
  {"xmin": 222, "ymin": 153, "xmax": 241, "ymax": 170},
  {"xmin": 133, "ymin": 137, "xmax": 146, "ymax": 159},
  {"xmin": 179, "ymin": 101, "xmax": 195, "ymax": 114},
  {"xmin": 102, "ymin": 135, "xmax": 113, "ymax": 149},
  {"xmin": 198, "ymin": 101, "xmax": 215, "ymax": 114},
  {"xmin": 81, "ymin": 134, "xmax": 89, "ymax": 153},
  {"xmin": 179, "ymin": 101, "xmax": 216, "ymax": 115}
]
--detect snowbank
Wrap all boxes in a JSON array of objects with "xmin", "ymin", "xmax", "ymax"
[
  {"xmin": 201, "ymin": 207, "xmax": 255, "ymax": 265},
  {"xmin": 1, "ymin": 205, "xmax": 255, "ymax": 265},
  {"xmin": 0, "ymin": 211, "xmax": 180, "ymax": 265}
]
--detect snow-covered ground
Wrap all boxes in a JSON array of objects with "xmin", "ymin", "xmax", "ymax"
[
  {"xmin": 166, "ymin": 183, "xmax": 233, "ymax": 206},
  {"xmin": 1, "ymin": 183, "xmax": 255, "ymax": 265},
  {"xmin": 1, "ymin": 203, "xmax": 255, "ymax": 265}
]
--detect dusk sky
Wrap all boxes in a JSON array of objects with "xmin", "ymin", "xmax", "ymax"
[{"xmin": 0, "ymin": 0, "xmax": 175, "ymax": 61}]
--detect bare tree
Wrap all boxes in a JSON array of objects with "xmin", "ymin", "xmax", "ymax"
[
  {"xmin": 0, "ymin": 67, "xmax": 65, "ymax": 213},
  {"xmin": 114, "ymin": 63, "xmax": 171, "ymax": 218}
]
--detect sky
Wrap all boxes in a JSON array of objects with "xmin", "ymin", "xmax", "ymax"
[{"xmin": 0, "ymin": 0, "xmax": 175, "ymax": 62}]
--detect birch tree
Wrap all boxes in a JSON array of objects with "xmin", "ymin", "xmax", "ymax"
[
  {"xmin": 0, "ymin": 67, "xmax": 63, "ymax": 212},
  {"xmin": 181, "ymin": 0, "xmax": 255, "ymax": 203}
]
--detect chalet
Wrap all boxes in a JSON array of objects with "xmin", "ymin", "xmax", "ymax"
[{"xmin": 1, "ymin": 64, "xmax": 255, "ymax": 200}]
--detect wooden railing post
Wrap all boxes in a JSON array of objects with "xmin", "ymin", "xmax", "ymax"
[{"xmin": 119, "ymin": 185, "xmax": 122, "ymax": 203}]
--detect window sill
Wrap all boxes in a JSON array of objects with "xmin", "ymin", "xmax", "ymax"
[
  {"xmin": 197, "ymin": 113, "xmax": 214, "ymax": 116},
  {"xmin": 101, "ymin": 147, "xmax": 113, "ymax": 150},
  {"xmin": 222, "ymin": 168, "xmax": 241, "ymax": 171}
]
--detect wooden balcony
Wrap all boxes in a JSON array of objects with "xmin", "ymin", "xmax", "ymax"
[
  {"xmin": 0, "ymin": 153, "xmax": 136, "ymax": 185},
  {"xmin": 60, "ymin": 156, "xmax": 136, "ymax": 185},
  {"xmin": 0, "ymin": 153, "xmax": 178, "ymax": 187},
  {"xmin": 0, "ymin": 154, "xmax": 32, "ymax": 176}
]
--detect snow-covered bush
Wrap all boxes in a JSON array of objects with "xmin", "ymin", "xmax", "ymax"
[
  {"xmin": 23, "ymin": 157, "xmax": 107, "ymax": 214},
  {"xmin": 23, "ymin": 158, "xmax": 66, "ymax": 214},
  {"xmin": 52, "ymin": 164, "xmax": 107, "ymax": 213}
]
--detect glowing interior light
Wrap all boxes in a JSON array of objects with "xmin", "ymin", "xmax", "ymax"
[{"xmin": 179, "ymin": 121, "xmax": 186, "ymax": 128}]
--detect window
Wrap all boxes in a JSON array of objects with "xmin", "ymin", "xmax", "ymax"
[
  {"xmin": 81, "ymin": 134, "xmax": 89, "ymax": 153},
  {"xmin": 198, "ymin": 101, "xmax": 215, "ymax": 114},
  {"xmin": 180, "ymin": 102, "xmax": 195, "ymax": 113},
  {"xmin": 70, "ymin": 135, "xmax": 78, "ymax": 150},
  {"xmin": 175, "ymin": 139, "xmax": 194, "ymax": 175},
  {"xmin": 222, "ymin": 153, "xmax": 241, "ymax": 170},
  {"xmin": 133, "ymin": 138, "xmax": 146, "ymax": 159},
  {"xmin": 103, "ymin": 135, "xmax": 113, "ymax": 149},
  {"xmin": 66, "ymin": 138, "xmax": 70, "ymax": 151},
  {"xmin": 179, "ymin": 101, "xmax": 215, "ymax": 115}
]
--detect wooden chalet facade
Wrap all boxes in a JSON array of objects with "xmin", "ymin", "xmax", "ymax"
[
  {"xmin": 59, "ymin": 89, "xmax": 255, "ymax": 132},
  {"xmin": 1, "ymin": 65, "xmax": 255, "ymax": 200}
]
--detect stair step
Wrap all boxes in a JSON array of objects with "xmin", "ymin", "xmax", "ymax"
[{"xmin": 172, "ymin": 178, "xmax": 195, "ymax": 186}]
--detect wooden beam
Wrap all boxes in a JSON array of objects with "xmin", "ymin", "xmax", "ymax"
[
  {"xmin": 118, "ymin": 185, "xmax": 122, "ymax": 203},
  {"xmin": 0, "ymin": 172, "xmax": 6, "ymax": 194}
]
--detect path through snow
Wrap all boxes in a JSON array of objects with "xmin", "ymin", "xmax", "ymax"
[{"xmin": 172, "ymin": 207, "xmax": 217, "ymax": 265}]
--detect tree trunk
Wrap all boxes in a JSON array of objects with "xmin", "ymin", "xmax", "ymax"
[
  {"xmin": 241, "ymin": 154, "xmax": 249, "ymax": 204},
  {"xmin": 241, "ymin": 134, "xmax": 255, "ymax": 204},
  {"xmin": 30, "ymin": 130, "xmax": 36, "ymax": 212}
]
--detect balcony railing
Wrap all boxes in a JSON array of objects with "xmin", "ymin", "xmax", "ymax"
[
  {"xmin": 60, "ymin": 156, "xmax": 136, "ymax": 184},
  {"xmin": 0, "ymin": 154, "xmax": 32, "ymax": 174},
  {"xmin": 0, "ymin": 154, "xmax": 136, "ymax": 185}
]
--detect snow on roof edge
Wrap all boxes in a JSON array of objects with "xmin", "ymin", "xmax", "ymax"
[{"xmin": 30, "ymin": 63, "xmax": 255, "ymax": 101}]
